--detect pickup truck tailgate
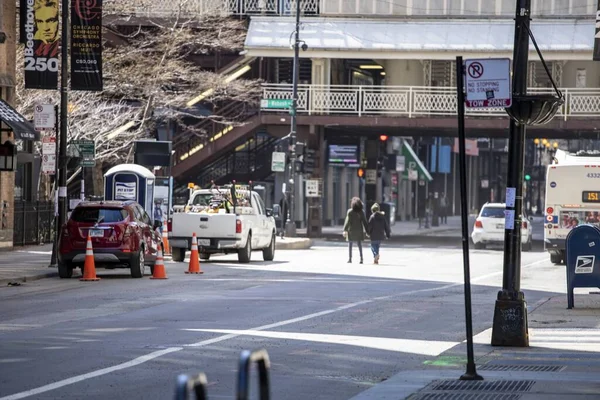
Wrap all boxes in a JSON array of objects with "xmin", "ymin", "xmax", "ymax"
[{"xmin": 171, "ymin": 213, "xmax": 237, "ymax": 240}]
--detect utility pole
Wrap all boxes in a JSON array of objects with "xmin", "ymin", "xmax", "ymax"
[
  {"xmin": 57, "ymin": 0, "xmax": 69, "ymax": 230},
  {"xmin": 285, "ymin": 0, "xmax": 302, "ymax": 238},
  {"xmin": 491, "ymin": 0, "xmax": 531, "ymax": 347}
]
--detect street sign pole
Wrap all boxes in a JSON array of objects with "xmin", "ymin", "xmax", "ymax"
[
  {"xmin": 285, "ymin": 0, "xmax": 301, "ymax": 238},
  {"xmin": 456, "ymin": 56, "xmax": 483, "ymax": 382},
  {"xmin": 48, "ymin": 104, "xmax": 60, "ymax": 269}
]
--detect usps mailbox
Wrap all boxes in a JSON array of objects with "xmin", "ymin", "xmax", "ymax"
[
  {"xmin": 104, "ymin": 164, "xmax": 155, "ymax": 219},
  {"xmin": 565, "ymin": 224, "xmax": 600, "ymax": 309}
]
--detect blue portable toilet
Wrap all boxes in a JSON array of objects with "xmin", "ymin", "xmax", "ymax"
[{"xmin": 104, "ymin": 164, "xmax": 155, "ymax": 219}]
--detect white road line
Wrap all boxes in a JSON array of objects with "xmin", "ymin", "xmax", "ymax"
[
  {"xmin": 0, "ymin": 256, "xmax": 550, "ymax": 400},
  {"xmin": 0, "ymin": 347, "xmax": 182, "ymax": 400}
]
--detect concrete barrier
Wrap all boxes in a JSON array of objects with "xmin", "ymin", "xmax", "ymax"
[{"xmin": 275, "ymin": 237, "xmax": 312, "ymax": 250}]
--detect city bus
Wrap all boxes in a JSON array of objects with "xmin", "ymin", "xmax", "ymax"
[{"xmin": 544, "ymin": 150, "xmax": 600, "ymax": 264}]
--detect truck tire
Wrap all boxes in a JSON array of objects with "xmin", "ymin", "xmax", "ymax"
[
  {"xmin": 238, "ymin": 234, "xmax": 252, "ymax": 263},
  {"xmin": 200, "ymin": 252, "xmax": 210, "ymax": 261},
  {"xmin": 172, "ymin": 247, "xmax": 185, "ymax": 262},
  {"xmin": 263, "ymin": 233, "xmax": 275, "ymax": 261},
  {"xmin": 550, "ymin": 253, "xmax": 562, "ymax": 265},
  {"xmin": 130, "ymin": 248, "xmax": 145, "ymax": 278},
  {"xmin": 58, "ymin": 262, "xmax": 73, "ymax": 279}
]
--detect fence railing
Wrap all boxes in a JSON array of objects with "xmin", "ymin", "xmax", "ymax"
[
  {"xmin": 13, "ymin": 201, "xmax": 55, "ymax": 247},
  {"xmin": 105, "ymin": 0, "xmax": 320, "ymax": 17},
  {"xmin": 260, "ymin": 84, "xmax": 600, "ymax": 120}
]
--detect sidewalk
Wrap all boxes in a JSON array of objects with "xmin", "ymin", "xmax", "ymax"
[
  {"xmin": 299, "ymin": 215, "xmax": 468, "ymax": 240},
  {"xmin": 0, "ymin": 244, "xmax": 56, "ymax": 285},
  {"xmin": 351, "ymin": 293, "xmax": 600, "ymax": 400}
]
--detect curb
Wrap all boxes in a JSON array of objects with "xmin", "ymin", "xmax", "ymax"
[
  {"xmin": 0, "ymin": 271, "xmax": 59, "ymax": 286},
  {"xmin": 276, "ymin": 239, "xmax": 312, "ymax": 250}
]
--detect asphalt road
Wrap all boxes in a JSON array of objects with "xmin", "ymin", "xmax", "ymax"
[{"xmin": 0, "ymin": 243, "xmax": 562, "ymax": 400}]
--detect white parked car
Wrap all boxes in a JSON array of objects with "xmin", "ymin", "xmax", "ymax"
[{"xmin": 471, "ymin": 203, "xmax": 533, "ymax": 251}]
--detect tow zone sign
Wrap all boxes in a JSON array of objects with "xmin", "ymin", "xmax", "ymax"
[{"xmin": 465, "ymin": 58, "xmax": 512, "ymax": 108}]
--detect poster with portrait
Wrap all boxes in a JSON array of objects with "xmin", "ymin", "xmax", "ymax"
[
  {"xmin": 70, "ymin": 0, "xmax": 103, "ymax": 91},
  {"xmin": 20, "ymin": 0, "xmax": 60, "ymax": 89}
]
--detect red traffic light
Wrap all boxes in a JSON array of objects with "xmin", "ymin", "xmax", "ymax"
[
  {"xmin": 379, "ymin": 134, "xmax": 388, "ymax": 142},
  {"xmin": 357, "ymin": 168, "xmax": 365, "ymax": 178}
]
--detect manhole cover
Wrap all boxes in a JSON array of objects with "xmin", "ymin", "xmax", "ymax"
[
  {"xmin": 427, "ymin": 380, "xmax": 535, "ymax": 392},
  {"xmin": 479, "ymin": 365, "xmax": 564, "ymax": 372},
  {"xmin": 410, "ymin": 394, "xmax": 522, "ymax": 400}
]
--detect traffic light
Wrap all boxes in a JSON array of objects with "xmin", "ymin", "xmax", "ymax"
[
  {"xmin": 379, "ymin": 134, "xmax": 388, "ymax": 142},
  {"xmin": 357, "ymin": 168, "xmax": 365, "ymax": 178},
  {"xmin": 524, "ymin": 174, "xmax": 531, "ymax": 181}
]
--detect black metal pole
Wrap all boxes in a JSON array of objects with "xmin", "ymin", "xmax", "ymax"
[
  {"xmin": 456, "ymin": 56, "xmax": 483, "ymax": 381},
  {"xmin": 491, "ymin": 0, "xmax": 530, "ymax": 347},
  {"xmin": 48, "ymin": 104, "xmax": 60, "ymax": 268},
  {"xmin": 285, "ymin": 0, "xmax": 301, "ymax": 238},
  {"xmin": 57, "ymin": 0, "xmax": 69, "ymax": 233}
]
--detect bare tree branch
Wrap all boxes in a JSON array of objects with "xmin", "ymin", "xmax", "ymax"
[{"xmin": 15, "ymin": 3, "xmax": 260, "ymax": 164}]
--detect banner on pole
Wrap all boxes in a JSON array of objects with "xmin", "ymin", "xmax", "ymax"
[
  {"xmin": 22, "ymin": 0, "xmax": 60, "ymax": 89},
  {"xmin": 70, "ymin": 0, "xmax": 103, "ymax": 91}
]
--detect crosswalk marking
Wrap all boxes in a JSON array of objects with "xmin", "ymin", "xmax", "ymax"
[
  {"xmin": 474, "ymin": 328, "xmax": 600, "ymax": 352},
  {"xmin": 183, "ymin": 329, "xmax": 458, "ymax": 356}
]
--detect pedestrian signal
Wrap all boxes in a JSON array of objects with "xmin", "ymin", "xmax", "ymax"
[{"xmin": 357, "ymin": 168, "xmax": 365, "ymax": 178}]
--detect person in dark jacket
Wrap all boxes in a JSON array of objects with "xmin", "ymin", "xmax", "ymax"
[
  {"xmin": 343, "ymin": 197, "xmax": 369, "ymax": 264},
  {"xmin": 368, "ymin": 203, "xmax": 391, "ymax": 264}
]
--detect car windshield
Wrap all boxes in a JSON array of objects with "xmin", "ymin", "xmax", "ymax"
[
  {"xmin": 71, "ymin": 207, "xmax": 128, "ymax": 223},
  {"xmin": 191, "ymin": 194, "xmax": 216, "ymax": 206},
  {"xmin": 480, "ymin": 207, "xmax": 505, "ymax": 218}
]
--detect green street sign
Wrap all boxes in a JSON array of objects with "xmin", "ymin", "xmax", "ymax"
[
  {"xmin": 261, "ymin": 99, "xmax": 293, "ymax": 109},
  {"xmin": 70, "ymin": 139, "xmax": 96, "ymax": 167}
]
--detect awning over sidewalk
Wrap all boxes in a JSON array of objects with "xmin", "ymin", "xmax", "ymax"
[
  {"xmin": 402, "ymin": 141, "xmax": 432, "ymax": 182},
  {"xmin": 245, "ymin": 17, "xmax": 593, "ymax": 59},
  {"xmin": 0, "ymin": 99, "xmax": 40, "ymax": 141}
]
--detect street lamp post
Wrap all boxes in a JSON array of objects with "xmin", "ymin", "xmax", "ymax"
[{"xmin": 284, "ymin": 0, "xmax": 306, "ymax": 238}]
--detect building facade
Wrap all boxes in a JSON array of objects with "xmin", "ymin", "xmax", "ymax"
[{"xmin": 122, "ymin": 0, "xmax": 600, "ymax": 231}]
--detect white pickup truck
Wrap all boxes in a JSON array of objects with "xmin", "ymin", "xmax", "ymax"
[{"xmin": 169, "ymin": 187, "xmax": 277, "ymax": 263}]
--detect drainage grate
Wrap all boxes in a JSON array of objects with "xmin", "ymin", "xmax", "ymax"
[
  {"xmin": 410, "ymin": 394, "xmax": 522, "ymax": 400},
  {"xmin": 427, "ymin": 380, "xmax": 536, "ymax": 392},
  {"xmin": 479, "ymin": 365, "xmax": 565, "ymax": 372}
]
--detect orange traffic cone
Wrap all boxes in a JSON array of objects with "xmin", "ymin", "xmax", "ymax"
[
  {"xmin": 162, "ymin": 220, "xmax": 170, "ymax": 255},
  {"xmin": 185, "ymin": 233, "xmax": 203, "ymax": 274},
  {"xmin": 150, "ymin": 249, "xmax": 168, "ymax": 279},
  {"xmin": 80, "ymin": 233, "xmax": 100, "ymax": 281}
]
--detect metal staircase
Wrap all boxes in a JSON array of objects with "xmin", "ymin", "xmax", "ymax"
[{"xmin": 173, "ymin": 132, "xmax": 278, "ymax": 196}]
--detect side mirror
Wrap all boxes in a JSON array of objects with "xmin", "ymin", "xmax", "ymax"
[
  {"xmin": 265, "ymin": 208, "xmax": 273, "ymax": 217},
  {"xmin": 272, "ymin": 204, "xmax": 280, "ymax": 217}
]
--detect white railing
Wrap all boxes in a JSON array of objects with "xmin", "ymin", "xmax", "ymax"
[
  {"xmin": 104, "ymin": 0, "xmax": 320, "ymax": 17},
  {"xmin": 261, "ymin": 84, "xmax": 600, "ymax": 120}
]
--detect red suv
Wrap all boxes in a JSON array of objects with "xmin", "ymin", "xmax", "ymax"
[{"xmin": 58, "ymin": 201, "xmax": 162, "ymax": 279}]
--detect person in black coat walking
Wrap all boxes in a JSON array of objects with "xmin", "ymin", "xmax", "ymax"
[{"xmin": 367, "ymin": 203, "xmax": 391, "ymax": 264}]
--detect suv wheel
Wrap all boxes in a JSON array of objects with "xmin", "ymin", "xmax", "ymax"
[
  {"xmin": 200, "ymin": 252, "xmax": 210, "ymax": 261},
  {"xmin": 58, "ymin": 262, "xmax": 73, "ymax": 279},
  {"xmin": 130, "ymin": 247, "xmax": 145, "ymax": 278}
]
